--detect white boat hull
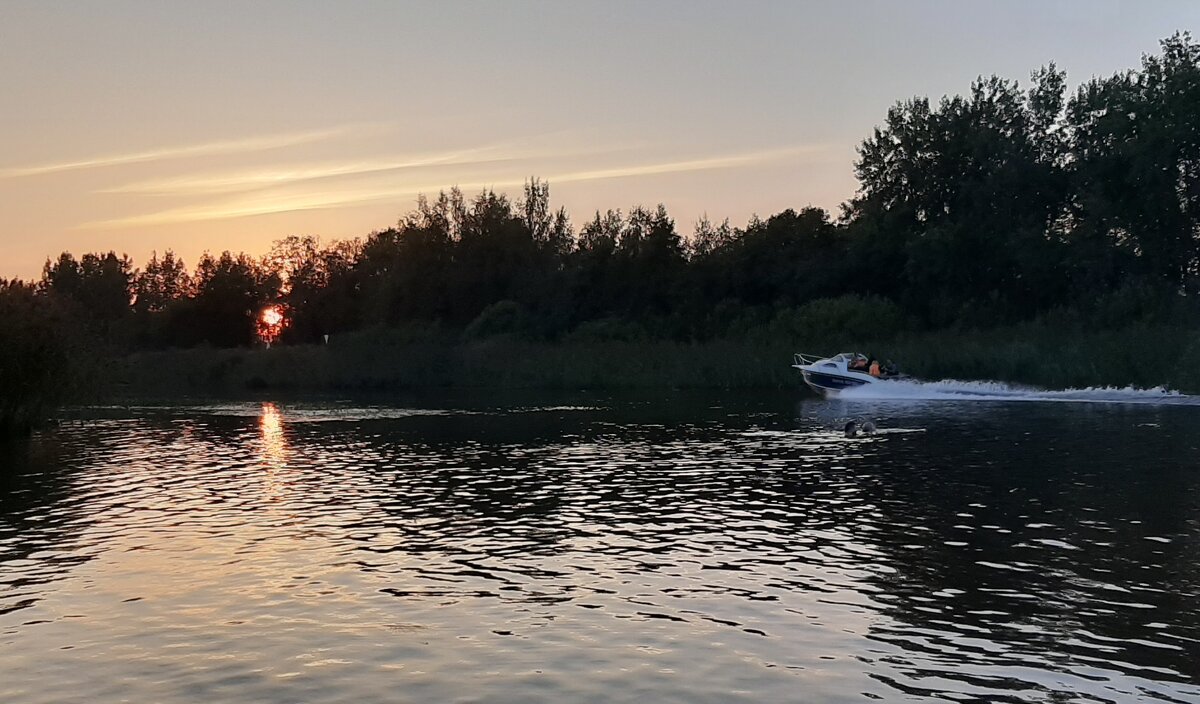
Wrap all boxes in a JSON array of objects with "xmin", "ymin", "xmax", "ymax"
[
  {"xmin": 792, "ymin": 352, "xmax": 896, "ymax": 397},
  {"xmin": 798, "ymin": 368, "xmax": 877, "ymax": 396}
]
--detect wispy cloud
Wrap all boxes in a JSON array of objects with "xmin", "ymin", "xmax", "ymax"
[
  {"xmin": 100, "ymin": 152, "xmax": 497, "ymax": 196},
  {"xmin": 80, "ymin": 145, "xmax": 829, "ymax": 229},
  {"xmin": 551, "ymin": 145, "xmax": 831, "ymax": 184},
  {"xmin": 79, "ymin": 181, "xmax": 502, "ymax": 229},
  {"xmin": 97, "ymin": 140, "xmax": 613, "ymax": 196},
  {"xmin": 0, "ymin": 124, "xmax": 379, "ymax": 178}
]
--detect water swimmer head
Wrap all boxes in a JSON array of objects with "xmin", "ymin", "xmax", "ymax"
[{"xmin": 844, "ymin": 419, "xmax": 878, "ymax": 437}]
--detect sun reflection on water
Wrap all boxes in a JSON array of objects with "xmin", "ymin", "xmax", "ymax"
[{"xmin": 259, "ymin": 403, "xmax": 287, "ymax": 478}]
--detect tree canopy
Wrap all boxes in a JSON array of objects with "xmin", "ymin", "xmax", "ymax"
[{"xmin": 7, "ymin": 33, "xmax": 1200, "ymax": 352}]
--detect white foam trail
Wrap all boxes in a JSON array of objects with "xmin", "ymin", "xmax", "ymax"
[{"xmin": 836, "ymin": 379, "xmax": 1197, "ymax": 405}]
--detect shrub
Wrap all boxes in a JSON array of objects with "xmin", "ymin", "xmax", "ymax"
[
  {"xmin": 565, "ymin": 317, "xmax": 648, "ymax": 343},
  {"xmin": 464, "ymin": 300, "xmax": 533, "ymax": 341},
  {"xmin": 0, "ymin": 282, "xmax": 75, "ymax": 434},
  {"xmin": 771, "ymin": 295, "xmax": 909, "ymax": 346}
]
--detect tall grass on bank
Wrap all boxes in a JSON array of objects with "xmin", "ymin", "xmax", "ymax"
[{"xmin": 116, "ymin": 320, "xmax": 1200, "ymax": 395}]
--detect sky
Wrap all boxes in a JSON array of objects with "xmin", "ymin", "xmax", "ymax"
[{"xmin": 1, "ymin": 1, "xmax": 1197, "ymax": 280}]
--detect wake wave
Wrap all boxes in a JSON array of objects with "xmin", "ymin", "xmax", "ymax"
[{"xmin": 837, "ymin": 378, "xmax": 1198, "ymax": 405}]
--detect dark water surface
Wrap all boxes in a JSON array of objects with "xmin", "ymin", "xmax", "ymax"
[{"xmin": 1, "ymin": 392, "xmax": 1198, "ymax": 703}]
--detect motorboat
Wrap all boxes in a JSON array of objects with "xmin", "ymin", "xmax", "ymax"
[{"xmin": 792, "ymin": 352, "xmax": 902, "ymax": 397}]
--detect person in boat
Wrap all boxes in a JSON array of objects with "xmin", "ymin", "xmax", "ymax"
[
  {"xmin": 869, "ymin": 359, "xmax": 882, "ymax": 377},
  {"xmin": 849, "ymin": 354, "xmax": 868, "ymax": 371}
]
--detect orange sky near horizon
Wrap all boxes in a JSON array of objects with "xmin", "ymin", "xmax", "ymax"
[{"xmin": 2, "ymin": 1, "xmax": 1196, "ymax": 280}]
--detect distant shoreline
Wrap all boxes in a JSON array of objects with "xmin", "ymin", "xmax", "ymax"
[{"xmin": 113, "ymin": 322, "xmax": 1200, "ymax": 396}]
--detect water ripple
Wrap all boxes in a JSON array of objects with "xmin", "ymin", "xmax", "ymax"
[{"xmin": 1, "ymin": 396, "xmax": 1198, "ymax": 703}]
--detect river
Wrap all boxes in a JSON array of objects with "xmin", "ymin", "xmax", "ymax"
[{"xmin": 1, "ymin": 389, "xmax": 1198, "ymax": 703}]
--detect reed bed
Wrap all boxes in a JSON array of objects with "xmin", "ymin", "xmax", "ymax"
[{"xmin": 115, "ymin": 322, "xmax": 1200, "ymax": 395}]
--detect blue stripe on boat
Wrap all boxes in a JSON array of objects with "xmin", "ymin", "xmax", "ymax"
[{"xmin": 801, "ymin": 370, "xmax": 871, "ymax": 391}]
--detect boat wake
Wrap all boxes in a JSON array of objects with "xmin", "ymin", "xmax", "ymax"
[{"xmin": 837, "ymin": 379, "xmax": 1198, "ymax": 405}]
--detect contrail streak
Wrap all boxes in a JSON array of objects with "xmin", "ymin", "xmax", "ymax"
[
  {"xmin": 0, "ymin": 124, "xmax": 379, "ymax": 178},
  {"xmin": 81, "ymin": 144, "xmax": 829, "ymax": 228}
]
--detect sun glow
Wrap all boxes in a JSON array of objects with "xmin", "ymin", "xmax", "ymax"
[{"xmin": 257, "ymin": 305, "xmax": 286, "ymax": 345}]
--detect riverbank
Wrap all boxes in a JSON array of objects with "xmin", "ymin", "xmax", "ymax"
[{"xmin": 114, "ymin": 322, "xmax": 1200, "ymax": 395}]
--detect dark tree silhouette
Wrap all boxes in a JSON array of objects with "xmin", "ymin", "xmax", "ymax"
[{"xmin": 7, "ymin": 34, "xmax": 1199, "ymax": 368}]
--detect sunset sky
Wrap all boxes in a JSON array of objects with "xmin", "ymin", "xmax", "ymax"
[{"xmin": 2, "ymin": 1, "xmax": 1196, "ymax": 280}]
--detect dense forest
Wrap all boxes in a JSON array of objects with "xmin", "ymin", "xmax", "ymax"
[{"xmin": 3, "ymin": 33, "xmax": 1199, "ymax": 425}]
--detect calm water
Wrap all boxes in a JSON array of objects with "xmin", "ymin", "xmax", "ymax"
[{"xmin": 1, "ymin": 392, "xmax": 1198, "ymax": 703}]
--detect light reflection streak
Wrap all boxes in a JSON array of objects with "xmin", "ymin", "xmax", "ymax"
[{"xmin": 259, "ymin": 403, "xmax": 288, "ymax": 496}]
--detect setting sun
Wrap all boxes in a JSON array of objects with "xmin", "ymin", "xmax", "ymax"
[{"xmin": 257, "ymin": 305, "xmax": 286, "ymax": 345}]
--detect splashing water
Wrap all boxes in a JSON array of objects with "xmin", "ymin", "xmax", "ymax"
[{"xmin": 838, "ymin": 378, "xmax": 1198, "ymax": 405}]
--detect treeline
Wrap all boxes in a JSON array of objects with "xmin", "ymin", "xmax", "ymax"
[
  {"xmin": 15, "ymin": 185, "xmax": 905, "ymax": 350},
  {"xmin": 3, "ymin": 33, "xmax": 1199, "ymax": 413}
]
